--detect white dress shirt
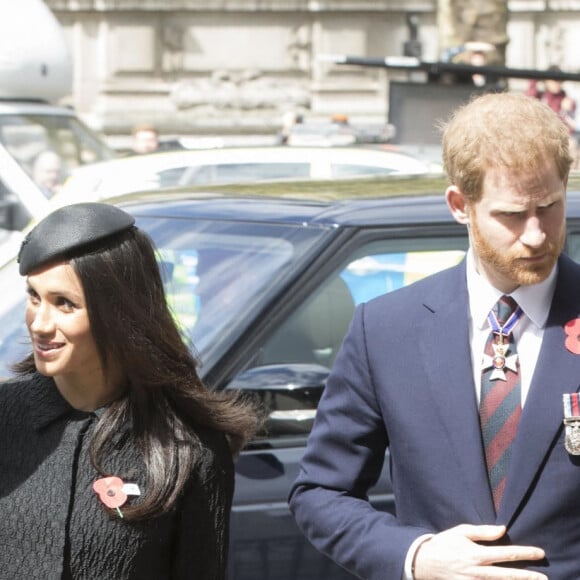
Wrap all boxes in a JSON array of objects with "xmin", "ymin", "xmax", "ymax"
[
  {"xmin": 403, "ymin": 250, "xmax": 557, "ymax": 579},
  {"xmin": 466, "ymin": 248, "xmax": 557, "ymax": 406}
]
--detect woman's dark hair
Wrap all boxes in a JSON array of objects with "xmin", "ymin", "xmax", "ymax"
[{"xmin": 15, "ymin": 226, "xmax": 260, "ymax": 520}]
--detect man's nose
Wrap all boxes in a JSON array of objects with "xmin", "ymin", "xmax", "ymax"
[{"xmin": 520, "ymin": 216, "xmax": 546, "ymax": 248}]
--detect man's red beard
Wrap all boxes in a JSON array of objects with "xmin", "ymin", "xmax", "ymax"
[{"xmin": 470, "ymin": 218, "xmax": 564, "ymax": 287}]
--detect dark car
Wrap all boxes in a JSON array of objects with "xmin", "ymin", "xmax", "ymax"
[{"xmin": 2, "ymin": 175, "xmax": 580, "ymax": 579}]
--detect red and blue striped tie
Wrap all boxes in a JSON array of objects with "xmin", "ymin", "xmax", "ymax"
[{"xmin": 479, "ymin": 295, "xmax": 522, "ymax": 512}]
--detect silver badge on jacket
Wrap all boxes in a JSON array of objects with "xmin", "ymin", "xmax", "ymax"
[{"xmin": 563, "ymin": 393, "xmax": 580, "ymax": 455}]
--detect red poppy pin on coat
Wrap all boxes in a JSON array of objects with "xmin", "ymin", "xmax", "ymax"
[
  {"xmin": 93, "ymin": 476, "xmax": 128, "ymax": 518},
  {"xmin": 564, "ymin": 318, "xmax": 580, "ymax": 355}
]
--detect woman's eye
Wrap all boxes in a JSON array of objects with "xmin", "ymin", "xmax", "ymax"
[
  {"xmin": 26, "ymin": 288, "xmax": 39, "ymax": 302},
  {"xmin": 57, "ymin": 297, "xmax": 76, "ymax": 310}
]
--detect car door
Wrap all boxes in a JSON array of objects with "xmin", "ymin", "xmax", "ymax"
[{"xmin": 227, "ymin": 226, "xmax": 469, "ymax": 580}]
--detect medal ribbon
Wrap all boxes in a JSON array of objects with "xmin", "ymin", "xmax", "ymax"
[
  {"xmin": 563, "ymin": 393, "xmax": 580, "ymax": 418},
  {"xmin": 487, "ymin": 304, "xmax": 523, "ymax": 338}
]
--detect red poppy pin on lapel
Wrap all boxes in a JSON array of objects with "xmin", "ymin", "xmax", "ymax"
[
  {"xmin": 564, "ymin": 318, "xmax": 580, "ymax": 355},
  {"xmin": 93, "ymin": 476, "xmax": 129, "ymax": 518}
]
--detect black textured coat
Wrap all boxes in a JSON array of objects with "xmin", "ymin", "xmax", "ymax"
[{"xmin": 0, "ymin": 373, "xmax": 234, "ymax": 579}]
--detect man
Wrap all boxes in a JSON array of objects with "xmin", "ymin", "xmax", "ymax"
[
  {"xmin": 526, "ymin": 66, "xmax": 578, "ymax": 169},
  {"xmin": 130, "ymin": 123, "xmax": 160, "ymax": 154},
  {"xmin": 526, "ymin": 65, "xmax": 576, "ymax": 135},
  {"xmin": 32, "ymin": 150, "xmax": 63, "ymax": 199},
  {"xmin": 289, "ymin": 92, "xmax": 580, "ymax": 579}
]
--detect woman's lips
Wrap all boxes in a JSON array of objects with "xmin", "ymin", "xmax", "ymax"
[{"xmin": 33, "ymin": 341, "xmax": 65, "ymax": 356}]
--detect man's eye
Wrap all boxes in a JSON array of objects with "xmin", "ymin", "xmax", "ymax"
[{"xmin": 538, "ymin": 202, "xmax": 557, "ymax": 212}]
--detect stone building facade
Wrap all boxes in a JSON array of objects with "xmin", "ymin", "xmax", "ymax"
[{"xmin": 45, "ymin": 0, "xmax": 580, "ymax": 140}]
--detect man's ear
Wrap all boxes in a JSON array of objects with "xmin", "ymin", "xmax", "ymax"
[{"xmin": 445, "ymin": 185, "xmax": 470, "ymax": 225}]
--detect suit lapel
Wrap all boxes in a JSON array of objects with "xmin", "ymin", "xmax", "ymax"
[
  {"xmin": 417, "ymin": 262, "xmax": 496, "ymax": 522},
  {"xmin": 499, "ymin": 255, "xmax": 580, "ymax": 523}
]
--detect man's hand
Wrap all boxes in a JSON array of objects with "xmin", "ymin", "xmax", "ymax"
[{"xmin": 413, "ymin": 524, "xmax": 547, "ymax": 579}]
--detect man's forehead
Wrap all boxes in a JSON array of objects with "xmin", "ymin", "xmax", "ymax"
[
  {"xmin": 478, "ymin": 188, "xmax": 565, "ymax": 208},
  {"xmin": 480, "ymin": 165, "xmax": 566, "ymax": 199}
]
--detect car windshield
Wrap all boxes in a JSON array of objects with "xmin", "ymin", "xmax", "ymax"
[
  {"xmin": 0, "ymin": 113, "xmax": 114, "ymax": 182},
  {"xmin": 0, "ymin": 214, "xmax": 329, "ymax": 380}
]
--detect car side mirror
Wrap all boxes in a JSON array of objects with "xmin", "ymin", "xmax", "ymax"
[{"xmin": 226, "ymin": 363, "xmax": 330, "ymax": 441}]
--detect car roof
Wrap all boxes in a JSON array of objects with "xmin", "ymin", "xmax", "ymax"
[
  {"xmin": 115, "ymin": 173, "xmax": 580, "ymax": 228},
  {"xmin": 123, "ymin": 194, "xmax": 451, "ymax": 228},
  {"xmin": 70, "ymin": 145, "xmax": 432, "ymax": 173},
  {"xmin": 0, "ymin": 100, "xmax": 77, "ymax": 116}
]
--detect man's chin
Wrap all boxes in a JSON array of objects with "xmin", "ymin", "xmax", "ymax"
[{"xmin": 511, "ymin": 262, "xmax": 556, "ymax": 287}]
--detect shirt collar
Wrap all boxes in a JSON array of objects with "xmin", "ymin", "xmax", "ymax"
[{"xmin": 466, "ymin": 248, "xmax": 557, "ymax": 330}]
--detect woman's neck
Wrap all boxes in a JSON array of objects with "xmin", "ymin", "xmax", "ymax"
[{"xmin": 54, "ymin": 369, "xmax": 124, "ymax": 412}]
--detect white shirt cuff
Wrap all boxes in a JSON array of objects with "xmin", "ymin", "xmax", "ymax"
[{"xmin": 402, "ymin": 534, "xmax": 434, "ymax": 580}]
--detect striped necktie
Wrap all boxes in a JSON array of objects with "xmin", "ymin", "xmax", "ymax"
[{"xmin": 479, "ymin": 295, "xmax": 522, "ymax": 512}]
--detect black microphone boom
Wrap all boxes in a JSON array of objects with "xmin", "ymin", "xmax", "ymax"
[{"xmin": 318, "ymin": 54, "xmax": 580, "ymax": 82}]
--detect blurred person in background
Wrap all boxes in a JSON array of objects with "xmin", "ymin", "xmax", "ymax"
[
  {"xmin": 436, "ymin": 41, "xmax": 505, "ymax": 89},
  {"xmin": 32, "ymin": 149, "xmax": 64, "ymax": 199},
  {"xmin": 131, "ymin": 123, "xmax": 161, "ymax": 154},
  {"xmin": 0, "ymin": 202, "xmax": 259, "ymax": 579},
  {"xmin": 277, "ymin": 110, "xmax": 304, "ymax": 145},
  {"xmin": 526, "ymin": 65, "xmax": 578, "ymax": 167},
  {"xmin": 526, "ymin": 65, "xmax": 576, "ymax": 134}
]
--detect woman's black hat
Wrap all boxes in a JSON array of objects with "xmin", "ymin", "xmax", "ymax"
[{"xmin": 18, "ymin": 202, "xmax": 135, "ymax": 275}]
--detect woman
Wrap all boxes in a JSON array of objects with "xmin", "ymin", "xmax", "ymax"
[{"xmin": 0, "ymin": 202, "xmax": 259, "ymax": 579}]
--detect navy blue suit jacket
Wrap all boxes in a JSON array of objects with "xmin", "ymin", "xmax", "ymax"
[{"xmin": 289, "ymin": 254, "xmax": 580, "ymax": 580}]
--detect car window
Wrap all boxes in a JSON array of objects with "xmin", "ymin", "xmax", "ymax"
[
  {"xmin": 0, "ymin": 177, "xmax": 30, "ymax": 230},
  {"xmin": 185, "ymin": 162, "xmax": 311, "ymax": 185},
  {"xmin": 330, "ymin": 163, "xmax": 396, "ymax": 177},
  {"xmin": 156, "ymin": 166, "xmax": 188, "ymax": 188},
  {"xmin": 138, "ymin": 216, "xmax": 329, "ymax": 370},
  {"xmin": 341, "ymin": 246, "xmax": 466, "ymax": 305},
  {"xmin": 253, "ymin": 236, "xmax": 467, "ymax": 443},
  {"xmin": 0, "ymin": 260, "xmax": 28, "ymax": 380},
  {"xmin": 0, "ymin": 179, "xmax": 16, "ymax": 228},
  {"xmin": 565, "ymin": 230, "xmax": 580, "ymax": 263},
  {"xmin": 0, "ymin": 114, "xmax": 112, "ymax": 180},
  {"xmin": 0, "ymin": 178, "xmax": 10, "ymax": 202}
]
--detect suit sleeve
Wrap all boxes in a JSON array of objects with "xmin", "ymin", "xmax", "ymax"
[{"xmin": 288, "ymin": 303, "xmax": 430, "ymax": 580}]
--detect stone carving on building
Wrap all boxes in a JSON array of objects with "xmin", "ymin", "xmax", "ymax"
[
  {"xmin": 162, "ymin": 22, "xmax": 186, "ymax": 74},
  {"xmin": 170, "ymin": 69, "xmax": 311, "ymax": 113},
  {"xmin": 287, "ymin": 24, "xmax": 312, "ymax": 71},
  {"xmin": 43, "ymin": 0, "xmax": 580, "ymax": 136}
]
